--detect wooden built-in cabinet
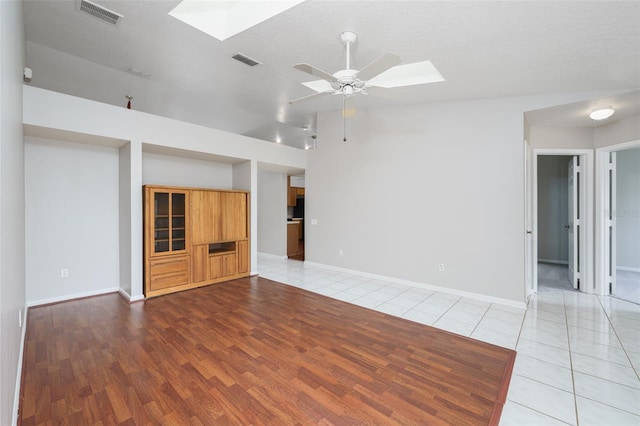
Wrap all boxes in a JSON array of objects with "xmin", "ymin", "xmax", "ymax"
[
  {"xmin": 144, "ymin": 185, "xmax": 250, "ymax": 298},
  {"xmin": 287, "ymin": 176, "xmax": 297, "ymax": 207}
]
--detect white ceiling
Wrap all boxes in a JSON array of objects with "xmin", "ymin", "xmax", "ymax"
[{"xmin": 23, "ymin": 1, "xmax": 640, "ymax": 149}]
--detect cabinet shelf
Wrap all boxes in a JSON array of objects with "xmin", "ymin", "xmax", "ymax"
[
  {"xmin": 209, "ymin": 241, "xmax": 236, "ymax": 254},
  {"xmin": 210, "ymin": 251, "xmax": 235, "ymax": 257}
]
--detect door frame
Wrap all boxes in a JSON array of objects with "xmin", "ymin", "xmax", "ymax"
[
  {"xmin": 524, "ymin": 140, "xmax": 533, "ymax": 300},
  {"xmin": 532, "ymin": 149, "xmax": 594, "ymax": 294},
  {"xmin": 595, "ymin": 139, "xmax": 640, "ymax": 295}
]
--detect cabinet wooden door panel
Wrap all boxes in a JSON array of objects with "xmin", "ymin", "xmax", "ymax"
[
  {"xmin": 238, "ymin": 240, "xmax": 249, "ymax": 274},
  {"xmin": 191, "ymin": 245, "xmax": 209, "ymax": 283},
  {"xmin": 221, "ymin": 192, "xmax": 247, "ymax": 241},
  {"xmin": 210, "ymin": 253, "xmax": 238, "ymax": 278},
  {"xmin": 191, "ymin": 190, "xmax": 221, "ymax": 244},
  {"xmin": 210, "ymin": 255, "xmax": 223, "ymax": 279},
  {"xmin": 222, "ymin": 253, "xmax": 237, "ymax": 276}
]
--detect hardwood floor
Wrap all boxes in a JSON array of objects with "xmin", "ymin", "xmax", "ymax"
[{"xmin": 20, "ymin": 277, "xmax": 515, "ymax": 425}]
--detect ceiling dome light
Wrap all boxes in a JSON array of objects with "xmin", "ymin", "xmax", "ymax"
[{"xmin": 589, "ymin": 107, "xmax": 615, "ymax": 121}]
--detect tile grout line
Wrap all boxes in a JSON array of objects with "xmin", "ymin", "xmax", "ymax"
[
  {"xmin": 561, "ymin": 291, "xmax": 580, "ymax": 426},
  {"xmin": 595, "ymin": 295, "xmax": 640, "ymax": 383},
  {"xmin": 468, "ymin": 301, "xmax": 493, "ymax": 336},
  {"xmin": 507, "ymin": 401, "xmax": 575, "ymax": 426}
]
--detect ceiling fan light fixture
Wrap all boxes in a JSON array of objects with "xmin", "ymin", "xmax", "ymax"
[{"xmin": 589, "ymin": 107, "xmax": 615, "ymax": 121}]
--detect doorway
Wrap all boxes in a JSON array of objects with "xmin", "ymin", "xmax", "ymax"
[
  {"xmin": 537, "ymin": 155, "xmax": 578, "ymax": 292},
  {"xmin": 531, "ymin": 149, "xmax": 593, "ymax": 295},
  {"xmin": 596, "ymin": 141, "xmax": 640, "ymax": 303}
]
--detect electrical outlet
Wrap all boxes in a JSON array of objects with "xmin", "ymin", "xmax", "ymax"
[
  {"xmin": 438, "ymin": 263, "xmax": 445, "ymax": 272},
  {"xmin": 311, "ymin": 219, "xmax": 318, "ymax": 225},
  {"xmin": 60, "ymin": 268, "xmax": 69, "ymax": 278},
  {"xmin": 339, "ymin": 249, "xmax": 344, "ymax": 256}
]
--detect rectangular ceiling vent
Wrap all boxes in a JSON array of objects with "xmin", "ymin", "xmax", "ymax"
[
  {"xmin": 77, "ymin": 0, "xmax": 123, "ymax": 26},
  {"xmin": 232, "ymin": 53, "xmax": 261, "ymax": 67}
]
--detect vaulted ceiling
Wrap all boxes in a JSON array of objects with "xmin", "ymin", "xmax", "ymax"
[{"xmin": 23, "ymin": 1, "xmax": 640, "ymax": 149}]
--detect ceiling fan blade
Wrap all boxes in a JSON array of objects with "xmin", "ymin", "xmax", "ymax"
[
  {"xmin": 367, "ymin": 60, "xmax": 446, "ymax": 88},
  {"xmin": 356, "ymin": 52, "xmax": 401, "ymax": 82},
  {"xmin": 293, "ymin": 64, "xmax": 338, "ymax": 83},
  {"xmin": 288, "ymin": 90, "xmax": 333, "ymax": 105}
]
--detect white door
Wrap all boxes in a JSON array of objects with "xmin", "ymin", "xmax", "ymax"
[
  {"xmin": 606, "ymin": 152, "xmax": 617, "ymax": 294},
  {"xmin": 568, "ymin": 156, "xmax": 580, "ymax": 289},
  {"xmin": 525, "ymin": 140, "xmax": 534, "ymax": 295}
]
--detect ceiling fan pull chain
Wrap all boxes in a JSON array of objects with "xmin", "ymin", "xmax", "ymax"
[{"xmin": 343, "ymin": 96, "xmax": 348, "ymax": 142}]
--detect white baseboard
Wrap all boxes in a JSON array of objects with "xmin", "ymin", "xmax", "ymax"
[
  {"xmin": 617, "ymin": 266, "xmax": 640, "ymax": 273},
  {"xmin": 303, "ymin": 261, "xmax": 526, "ymax": 310},
  {"xmin": 12, "ymin": 306, "xmax": 28, "ymax": 426},
  {"xmin": 118, "ymin": 288, "xmax": 145, "ymax": 303},
  {"xmin": 26, "ymin": 287, "xmax": 120, "ymax": 307},
  {"xmin": 539, "ymin": 259, "xmax": 569, "ymax": 265},
  {"xmin": 258, "ymin": 252, "xmax": 288, "ymax": 260}
]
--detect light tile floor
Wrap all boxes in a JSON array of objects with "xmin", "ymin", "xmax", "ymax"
[
  {"xmin": 615, "ymin": 269, "xmax": 640, "ymax": 305},
  {"xmin": 258, "ymin": 256, "xmax": 640, "ymax": 425}
]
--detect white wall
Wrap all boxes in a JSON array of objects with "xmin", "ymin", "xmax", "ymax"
[
  {"xmin": 25, "ymin": 137, "xmax": 120, "ymax": 304},
  {"xmin": 529, "ymin": 126, "xmax": 593, "ymax": 149},
  {"xmin": 119, "ymin": 143, "xmax": 132, "ymax": 295},
  {"xmin": 232, "ymin": 160, "xmax": 258, "ymax": 273},
  {"xmin": 594, "ymin": 114, "xmax": 640, "ymax": 148},
  {"xmin": 290, "ymin": 175, "xmax": 305, "ymax": 188},
  {"xmin": 0, "ymin": 2, "xmax": 26, "ymax": 424},
  {"xmin": 0, "ymin": 1, "xmax": 25, "ymax": 425},
  {"xmin": 308, "ymin": 93, "xmax": 610, "ymax": 303},
  {"xmin": 23, "ymin": 86, "xmax": 306, "ymax": 170},
  {"xmin": 310, "ymin": 99, "xmax": 530, "ymax": 301},
  {"xmin": 537, "ymin": 156, "xmax": 570, "ymax": 263},
  {"xmin": 232, "ymin": 161, "xmax": 252, "ymax": 191},
  {"xmin": 142, "ymin": 152, "xmax": 233, "ymax": 189},
  {"xmin": 258, "ymin": 169, "xmax": 287, "ymax": 257},
  {"xmin": 616, "ymin": 147, "xmax": 640, "ymax": 269},
  {"xmin": 25, "ymin": 41, "xmax": 269, "ymax": 136}
]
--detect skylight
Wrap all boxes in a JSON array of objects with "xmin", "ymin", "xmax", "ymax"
[{"xmin": 169, "ymin": 0, "xmax": 305, "ymax": 41}]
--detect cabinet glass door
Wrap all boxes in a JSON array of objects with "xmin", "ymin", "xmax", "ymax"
[
  {"xmin": 154, "ymin": 192, "xmax": 170, "ymax": 253},
  {"xmin": 171, "ymin": 193, "xmax": 186, "ymax": 251},
  {"xmin": 152, "ymin": 190, "xmax": 187, "ymax": 254}
]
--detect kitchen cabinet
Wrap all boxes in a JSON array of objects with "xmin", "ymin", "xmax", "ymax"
[
  {"xmin": 287, "ymin": 176, "xmax": 297, "ymax": 206},
  {"xmin": 287, "ymin": 222, "xmax": 299, "ymax": 257},
  {"xmin": 144, "ymin": 185, "xmax": 250, "ymax": 298}
]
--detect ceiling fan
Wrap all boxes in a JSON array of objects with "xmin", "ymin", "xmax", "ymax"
[
  {"xmin": 289, "ymin": 31, "xmax": 443, "ymax": 141},
  {"xmin": 289, "ymin": 31, "xmax": 401, "ymax": 105}
]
